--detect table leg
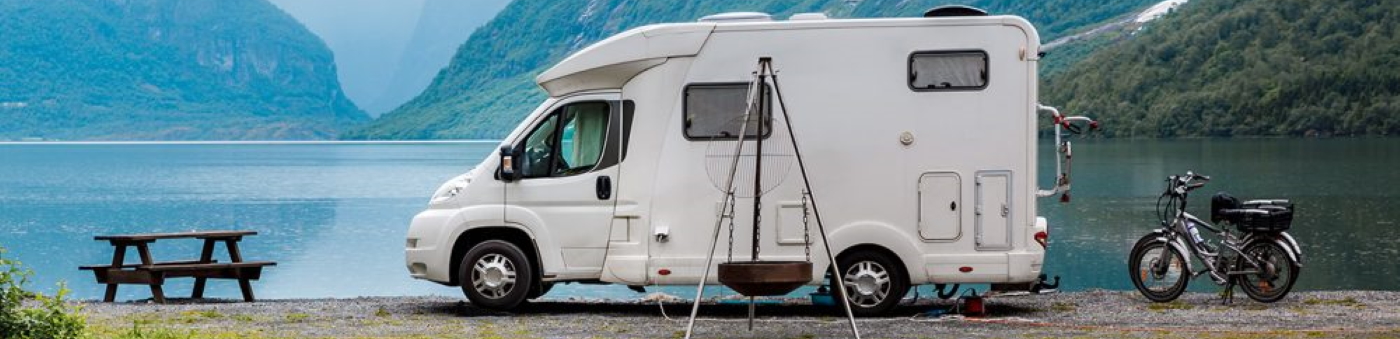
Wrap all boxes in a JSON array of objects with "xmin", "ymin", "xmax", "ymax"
[
  {"xmin": 150, "ymin": 283, "xmax": 167, "ymax": 304},
  {"xmin": 225, "ymin": 239, "xmax": 244, "ymax": 262},
  {"xmin": 238, "ymin": 278, "xmax": 255, "ymax": 302},
  {"xmin": 135, "ymin": 243, "xmax": 164, "ymax": 304},
  {"xmin": 225, "ymin": 239, "xmax": 255, "ymax": 301},
  {"xmin": 192, "ymin": 239, "xmax": 216, "ymax": 299},
  {"xmin": 103, "ymin": 245, "xmax": 127, "ymax": 302}
]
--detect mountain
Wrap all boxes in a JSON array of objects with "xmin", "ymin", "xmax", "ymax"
[
  {"xmin": 0, "ymin": 0, "xmax": 367, "ymax": 140},
  {"xmin": 268, "ymin": 0, "xmax": 428, "ymax": 116},
  {"xmin": 269, "ymin": 0, "xmax": 510, "ymax": 116},
  {"xmin": 366, "ymin": 0, "xmax": 512, "ymax": 116},
  {"xmin": 342, "ymin": 0, "xmax": 1158, "ymax": 140},
  {"xmin": 1043, "ymin": 0, "xmax": 1400, "ymax": 137}
]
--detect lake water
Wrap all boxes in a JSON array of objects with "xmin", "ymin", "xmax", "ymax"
[{"xmin": 1, "ymin": 139, "xmax": 1397, "ymax": 301}]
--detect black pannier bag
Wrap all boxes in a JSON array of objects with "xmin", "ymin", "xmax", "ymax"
[
  {"xmin": 1211, "ymin": 192, "xmax": 1294, "ymax": 232},
  {"xmin": 1210, "ymin": 192, "xmax": 1240, "ymax": 223},
  {"xmin": 1235, "ymin": 201, "xmax": 1294, "ymax": 232}
]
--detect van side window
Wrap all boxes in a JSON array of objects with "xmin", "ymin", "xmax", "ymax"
[
  {"xmin": 908, "ymin": 51, "xmax": 988, "ymax": 91},
  {"xmin": 595, "ymin": 100, "xmax": 634, "ymax": 169},
  {"xmin": 518, "ymin": 101, "xmax": 612, "ymax": 178},
  {"xmin": 683, "ymin": 83, "xmax": 770, "ymax": 140}
]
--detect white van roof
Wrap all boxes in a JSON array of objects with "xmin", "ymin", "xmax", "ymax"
[{"xmin": 535, "ymin": 15, "xmax": 1037, "ymax": 96}]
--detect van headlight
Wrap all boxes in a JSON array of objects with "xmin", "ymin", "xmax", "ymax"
[
  {"xmin": 431, "ymin": 184, "xmax": 465, "ymax": 205},
  {"xmin": 429, "ymin": 172, "xmax": 473, "ymax": 205}
]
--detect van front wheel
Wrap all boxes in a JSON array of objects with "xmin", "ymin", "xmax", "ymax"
[
  {"xmin": 833, "ymin": 250, "xmax": 909, "ymax": 316},
  {"xmin": 459, "ymin": 240, "xmax": 535, "ymax": 310}
]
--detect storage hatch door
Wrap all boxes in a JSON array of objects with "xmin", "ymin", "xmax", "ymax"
[
  {"xmin": 918, "ymin": 172, "xmax": 962, "ymax": 241},
  {"xmin": 974, "ymin": 171, "xmax": 1013, "ymax": 250}
]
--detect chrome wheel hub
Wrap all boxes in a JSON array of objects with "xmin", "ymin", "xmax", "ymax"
[
  {"xmin": 843, "ymin": 261, "xmax": 891, "ymax": 307},
  {"xmin": 471, "ymin": 254, "xmax": 517, "ymax": 299}
]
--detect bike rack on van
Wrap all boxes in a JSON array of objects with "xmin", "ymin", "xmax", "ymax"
[{"xmin": 1036, "ymin": 104, "xmax": 1098, "ymax": 202}]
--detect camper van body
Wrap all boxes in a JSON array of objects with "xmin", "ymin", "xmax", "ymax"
[{"xmin": 405, "ymin": 13, "xmax": 1052, "ymax": 314}]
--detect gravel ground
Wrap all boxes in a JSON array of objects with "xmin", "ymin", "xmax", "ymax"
[{"xmin": 79, "ymin": 290, "xmax": 1400, "ymax": 339}]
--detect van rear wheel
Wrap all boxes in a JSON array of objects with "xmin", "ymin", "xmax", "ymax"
[
  {"xmin": 832, "ymin": 250, "xmax": 909, "ymax": 316},
  {"xmin": 459, "ymin": 240, "xmax": 535, "ymax": 310}
]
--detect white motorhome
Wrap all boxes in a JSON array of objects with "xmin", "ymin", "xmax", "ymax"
[{"xmin": 406, "ymin": 8, "xmax": 1084, "ymax": 315}]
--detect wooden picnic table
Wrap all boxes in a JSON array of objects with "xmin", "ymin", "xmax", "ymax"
[{"xmin": 79, "ymin": 230, "xmax": 276, "ymax": 303}]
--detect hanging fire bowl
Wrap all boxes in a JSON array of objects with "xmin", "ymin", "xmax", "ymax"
[{"xmin": 717, "ymin": 261, "xmax": 813, "ymax": 296}]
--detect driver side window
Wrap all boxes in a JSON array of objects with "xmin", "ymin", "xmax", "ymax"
[{"xmin": 517, "ymin": 101, "xmax": 611, "ymax": 179}]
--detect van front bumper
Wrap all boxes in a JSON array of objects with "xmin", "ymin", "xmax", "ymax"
[{"xmin": 405, "ymin": 208, "xmax": 457, "ymax": 285}]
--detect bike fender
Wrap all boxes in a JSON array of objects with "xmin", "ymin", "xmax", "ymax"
[
  {"xmin": 1270, "ymin": 237, "xmax": 1302, "ymax": 268},
  {"xmin": 1278, "ymin": 232, "xmax": 1304, "ymax": 265},
  {"xmin": 1152, "ymin": 234, "xmax": 1195, "ymax": 274}
]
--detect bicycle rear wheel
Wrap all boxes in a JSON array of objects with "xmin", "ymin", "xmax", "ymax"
[
  {"xmin": 1236, "ymin": 240, "xmax": 1298, "ymax": 303},
  {"xmin": 1128, "ymin": 235, "xmax": 1189, "ymax": 302}
]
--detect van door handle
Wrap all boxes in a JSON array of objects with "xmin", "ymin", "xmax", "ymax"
[{"xmin": 596, "ymin": 175, "xmax": 612, "ymax": 200}]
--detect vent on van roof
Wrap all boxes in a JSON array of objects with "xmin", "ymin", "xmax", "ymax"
[
  {"xmin": 699, "ymin": 12, "xmax": 773, "ymax": 23},
  {"xmin": 923, "ymin": 5, "xmax": 988, "ymax": 17}
]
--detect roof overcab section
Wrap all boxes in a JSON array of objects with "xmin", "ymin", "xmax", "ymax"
[{"xmin": 536, "ymin": 23, "xmax": 715, "ymax": 96}]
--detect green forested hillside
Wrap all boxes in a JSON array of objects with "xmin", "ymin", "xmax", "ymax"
[
  {"xmin": 0, "ymin": 0, "xmax": 367, "ymax": 140},
  {"xmin": 343, "ymin": 0, "xmax": 1156, "ymax": 140},
  {"xmin": 1044, "ymin": 0, "xmax": 1400, "ymax": 137}
]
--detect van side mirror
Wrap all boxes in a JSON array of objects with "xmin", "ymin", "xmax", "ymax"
[{"xmin": 499, "ymin": 145, "xmax": 520, "ymax": 181}]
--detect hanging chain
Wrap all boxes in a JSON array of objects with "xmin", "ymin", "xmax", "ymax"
[
  {"xmin": 752, "ymin": 207, "xmax": 761, "ymax": 260},
  {"xmin": 801, "ymin": 190, "xmax": 812, "ymax": 262},
  {"xmin": 726, "ymin": 194, "xmax": 736, "ymax": 263}
]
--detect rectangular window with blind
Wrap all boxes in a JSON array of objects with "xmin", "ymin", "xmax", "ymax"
[
  {"xmin": 908, "ymin": 50, "xmax": 988, "ymax": 91},
  {"xmin": 682, "ymin": 83, "xmax": 771, "ymax": 140}
]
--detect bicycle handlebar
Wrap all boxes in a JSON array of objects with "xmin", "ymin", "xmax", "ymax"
[{"xmin": 1164, "ymin": 171, "xmax": 1211, "ymax": 196}]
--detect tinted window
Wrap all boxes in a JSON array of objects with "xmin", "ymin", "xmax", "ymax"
[
  {"xmin": 909, "ymin": 51, "xmax": 988, "ymax": 91},
  {"xmin": 684, "ymin": 83, "xmax": 770, "ymax": 139}
]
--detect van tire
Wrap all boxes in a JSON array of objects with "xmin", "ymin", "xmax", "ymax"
[
  {"xmin": 527, "ymin": 282, "xmax": 555, "ymax": 300},
  {"xmin": 459, "ymin": 240, "xmax": 535, "ymax": 310},
  {"xmin": 832, "ymin": 250, "xmax": 909, "ymax": 316}
]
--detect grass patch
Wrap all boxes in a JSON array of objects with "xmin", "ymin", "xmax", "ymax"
[
  {"xmin": 284, "ymin": 313, "xmax": 310, "ymax": 323},
  {"xmin": 1303, "ymin": 297, "xmax": 1363, "ymax": 307},
  {"xmin": 1147, "ymin": 301, "xmax": 1193, "ymax": 311},
  {"xmin": 1240, "ymin": 304, "xmax": 1269, "ymax": 311},
  {"xmin": 176, "ymin": 309, "xmax": 222, "ymax": 323},
  {"xmin": 1050, "ymin": 302, "xmax": 1077, "ymax": 312},
  {"xmin": 375, "ymin": 306, "xmax": 391, "ymax": 318},
  {"xmin": 104, "ymin": 324, "xmax": 193, "ymax": 339}
]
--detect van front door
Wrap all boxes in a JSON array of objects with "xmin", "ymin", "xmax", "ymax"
[{"xmin": 506, "ymin": 94, "xmax": 623, "ymax": 274}]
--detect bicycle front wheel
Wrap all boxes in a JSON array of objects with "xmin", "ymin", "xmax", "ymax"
[{"xmin": 1128, "ymin": 235, "xmax": 1189, "ymax": 302}]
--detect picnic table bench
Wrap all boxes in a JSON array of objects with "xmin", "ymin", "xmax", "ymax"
[{"xmin": 79, "ymin": 230, "xmax": 275, "ymax": 303}]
